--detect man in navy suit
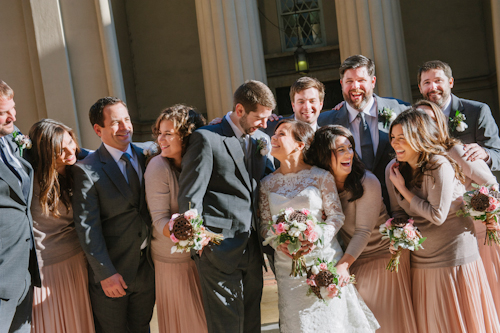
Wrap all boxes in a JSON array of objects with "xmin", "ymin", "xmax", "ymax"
[
  {"xmin": 0, "ymin": 80, "xmax": 40, "ymax": 333},
  {"xmin": 418, "ymin": 60, "xmax": 500, "ymax": 171}
]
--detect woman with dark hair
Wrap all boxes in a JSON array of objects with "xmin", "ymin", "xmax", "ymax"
[
  {"xmin": 415, "ymin": 99, "xmax": 500, "ymax": 316},
  {"xmin": 259, "ymin": 119, "xmax": 378, "ymax": 332},
  {"xmin": 27, "ymin": 119, "xmax": 94, "ymax": 333},
  {"xmin": 144, "ymin": 104, "xmax": 207, "ymax": 333},
  {"xmin": 386, "ymin": 108, "xmax": 499, "ymax": 332},
  {"xmin": 307, "ymin": 125, "xmax": 416, "ymax": 333}
]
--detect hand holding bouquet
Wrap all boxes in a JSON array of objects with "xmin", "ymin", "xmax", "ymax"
[
  {"xmin": 169, "ymin": 209, "xmax": 224, "ymax": 254},
  {"xmin": 459, "ymin": 184, "xmax": 500, "ymax": 246},
  {"xmin": 263, "ymin": 208, "xmax": 324, "ymax": 276},
  {"xmin": 379, "ymin": 217, "xmax": 426, "ymax": 272},
  {"xmin": 306, "ymin": 259, "xmax": 355, "ymax": 302}
]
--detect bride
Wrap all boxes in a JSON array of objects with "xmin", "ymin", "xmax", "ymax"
[{"xmin": 259, "ymin": 119, "xmax": 379, "ymax": 333}]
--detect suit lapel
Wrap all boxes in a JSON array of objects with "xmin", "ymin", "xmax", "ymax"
[
  {"xmin": 98, "ymin": 145, "xmax": 136, "ymax": 206},
  {"xmin": 224, "ymin": 138, "xmax": 252, "ymax": 191},
  {"xmin": 337, "ymin": 106, "xmax": 351, "ymax": 128},
  {"xmin": 0, "ymin": 162, "xmax": 25, "ymax": 203},
  {"xmin": 132, "ymin": 144, "xmax": 147, "ymax": 210}
]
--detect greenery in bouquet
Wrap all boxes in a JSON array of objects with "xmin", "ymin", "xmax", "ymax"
[
  {"xmin": 458, "ymin": 183, "xmax": 500, "ymax": 246},
  {"xmin": 379, "ymin": 217, "xmax": 425, "ymax": 272},
  {"xmin": 263, "ymin": 207, "xmax": 325, "ymax": 276},
  {"xmin": 169, "ymin": 209, "xmax": 223, "ymax": 254},
  {"xmin": 306, "ymin": 258, "xmax": 355, "ymax": 302}
]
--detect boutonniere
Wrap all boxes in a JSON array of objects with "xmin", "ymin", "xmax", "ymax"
[
  {"xmin": 256, "ymin": 138, "xmax": 269, "ymax": 156},
  {"xmin": 378, "ymin": 107, "xmax": 397, "ymax": 128},
  {"xmin": 449, "ymin": 110, "xmax": 468, "ymax": 132},
  {"xmin": 12, "ymin": 131, "xmax": 32, "ymax": 156},
  {"xmin": 143, "ymin": 142, "xmax": 159, "ymax": 157}
]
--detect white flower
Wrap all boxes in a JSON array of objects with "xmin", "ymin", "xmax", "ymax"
[
  {"xmin": 379, "ymin": 224, "xmax": 388, "ymax": 234},
  {"xmin": 296, "ymin": 222, "xmax": 307, "ymax": 232},
  {"xmin": 389, "ymin": 113, "xmax": 397, "ymax": 122},
  {"xmin": 311, "ymin": 265, "xmax": 320, "ymax": 275},
  {"xmin": 456, "ymin": 121, "xmax": 468, "ymax": 132},
  {"xmin": 179, "ymin": 240, "xmax": 190, "ymax": 247},
  {"xmin": 260, "ymin": 147, "xmax": 270, "ymax": 156},
  {"xmin": 393, "ymin": 228, "xmax": 404, "ymax": 238},
  {"xmin": 469, "ymin": 210, "xmax": 485, "ymax": 217}
]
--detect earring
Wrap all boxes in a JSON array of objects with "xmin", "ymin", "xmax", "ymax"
[{"xmin": 293, "ymin": 148, "xmax": 298, "ymax": 153}]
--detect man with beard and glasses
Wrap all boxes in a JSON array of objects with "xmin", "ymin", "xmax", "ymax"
[
  {"xmin": 318, "ymin": 55, "xmax": 409, "ymax": 210},
  {"xmin": 418, "ymin": 60, "xmax": 500, "ymax": 171},
  {"xmin": 178, "ymin": 80, "xmax": 275, "ymax": 333}
]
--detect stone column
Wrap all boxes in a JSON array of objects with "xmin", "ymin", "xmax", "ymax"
[
  {"xmin": 335, "ymin": 0, "xmax": 412, "ymax": 103},
  {"xmin": 195, "ymin": 0, "xmax": 268, "ymax": 120},
  {"xmin": 491, "ymin": 0, "xmax": 500, "ymax": 111}
]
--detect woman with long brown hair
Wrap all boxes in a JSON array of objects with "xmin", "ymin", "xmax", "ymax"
[
  {"xmin": 27, "ymin": 119, "xmax": 94, "ymax": 333},
  {"xmin": 144, "ymin": 104, "xmax": 207, "ymax": 333},
  {"xmin": 307, "ymin": 125, "xmax": 416, "ymax": 333},
  {"xmin": 386, "ymin": 108, "xmax": 499, "ymax": 332}
]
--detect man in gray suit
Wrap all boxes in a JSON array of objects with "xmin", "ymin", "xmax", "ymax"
[
  {"xmin": 317, "ymin": 55, "xmax": 409, "ymax": 210},
  {"xmin": 418, "ymin": 60, "xmax": 500, "ymax": 171},
  {"xmin": 178, "ymin": 80, "xmax": 275, "ymax": 333},
  {"xmin": 0, "ymin": 80, "xmax": 40, "ymax": 333},
  {"xmin": 72, "ymin": 97, "xmax": 155, "ymax": 332}
]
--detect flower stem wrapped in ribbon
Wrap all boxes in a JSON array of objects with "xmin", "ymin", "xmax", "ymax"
[
  {"xmin": 169, "ymin": 209, "xmax": 224, "ymax": 254},
  {"xmin": 263, "ymin": 207, "xmax": 325, "ymax": 277},
  {"xmin": 306, "ymin": 258, "xmax": 355, "ymax": 302},
  {"xmin": 379, "ymin": 217, "xmax": 426, "ymax": 272},
  {"xmin": 458, "ymin": 184, "xmax": 500, "ymax": 246}
]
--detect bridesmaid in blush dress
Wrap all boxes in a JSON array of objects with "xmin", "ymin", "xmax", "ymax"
[
  {"xmin": 27, "ymin": 119, "xmax": 94, "ymax": 333},
  {"xmin": 415, "ymin": 99, "xmax": 500, "ymax": 316},
  {"xmin": 144, "ymin": 104, "xmax": 207, "ymax": 333},
  {"xmin": 307, "ymin": 125, "xmax": 417, "ymax": 333},
  {"xmin": 386, "ymin": 108, "xmax": 499, "ymax": 333}
]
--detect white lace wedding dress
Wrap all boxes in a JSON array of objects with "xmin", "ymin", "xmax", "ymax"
[{"xmin": 260, "ymin": 166, "xmax": 379, "ymax": 333}]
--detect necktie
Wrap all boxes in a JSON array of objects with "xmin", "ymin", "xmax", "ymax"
[
  {"xmin": 0, "ymin": 139, "xmax": 30, "ymax": 201},
  {"xmin": 240, "ymin": 135, "xmax": 252, "ymax": 172},
  {"xmin": 120, "ymin": 152, "xmax": 140, "ymax": 205},
  {"xmin": 357, "ymin": 112, "xmax": 375, "ymax": 170}
]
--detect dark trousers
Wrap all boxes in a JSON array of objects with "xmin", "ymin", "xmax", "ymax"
[
  {"xmin": 89, "ymin": 253, "xmax": 155, "ymax": 333},
  {"xmin": 194, "ymin": 232, "xmax": 264, "ymax": 333},
  {"xmin": 0, "ymin": 275, "xmax": 33, "ymax": 333}
]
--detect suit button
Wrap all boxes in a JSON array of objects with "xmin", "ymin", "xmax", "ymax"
[
  {"xmin": 138, "ymin": 232, "xmax": 142, "ymax": 237},
  {"xmin": 26, "ymin": 238, "xmax": 30, "ymax": 242}
]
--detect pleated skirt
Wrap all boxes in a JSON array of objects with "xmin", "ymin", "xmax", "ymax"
[
  {"xmin": 32, "ymin": 251, "xmax": 94, "ymax": 333},
  {"xmin": 474, "ymin": 219, "xmax": 500, "ymax": 315},
  {"xmin": 154, "ymin": 259, "xmax": 208, "ymax": 333},
  {"xmin": 350, "ymin": 250, "xmax": 417, "ymax": 333},
  {"xmin": 412, "ymin": 258, "xmax": 500, "ymax": 333}
]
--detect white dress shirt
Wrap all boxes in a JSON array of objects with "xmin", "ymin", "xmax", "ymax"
[
  {"xmin": 441, "ymin": 96, "xmax": 452, "ymax": 118},
  {"xmin": 103, "ymin": 142, "xmax": 142, "ymax": 184},
  {"xmin": 346, "ymin": 97, "xmax": 379, "ymax": 158},
  {"xmin": 226, "ymin": 111, "xmax": 251, "ymax": 149},
  {"xmin": 293, "ymin": 115, "xmax": 318, "ymax": 131}
]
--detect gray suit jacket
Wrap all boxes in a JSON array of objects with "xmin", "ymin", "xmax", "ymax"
[
  {"xmin": 178, "ymin": 118, "xmax": 274, "ymax": 274},
  {"xmin": 448, "ymin": 94, "xmax": 500, "ymax": 171},
  {"xmin": 317, "ymin": 95, "xmax": 409, "ymax": 210},
  {"xmin": 72, "ymin": 143, "xmax": 152, "ymax": 284},
  {"xmin": 0, "ymin": 134, "xmax": 40, "ymax": 301}
]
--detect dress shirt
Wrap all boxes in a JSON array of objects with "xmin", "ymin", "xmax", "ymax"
[
  {"xmin": 346, "ymin": 97, "xmax": 379, "ymax": 158},
  {"xmin": 226, "ymin": 111, "xmax": 251, "ymax": 149},
  {"xmin": 441, "ymin": 96, "xmax": 452, "ymax": 118},
  {"xmin": 293, "ymin": 115, "xmax": 318, "ymax": 131}
]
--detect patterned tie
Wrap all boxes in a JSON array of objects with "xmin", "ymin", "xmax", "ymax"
[
  {"xmin": 357, "ymin": 112, "xmax": 375, "ymax": 170},
  {"xmin": 120, "ymin": 152, "xmax": 140, "ymax": 205},
  {"xmin": 0, "ymin": 139, "xmax": 30, "ymax": 201}
]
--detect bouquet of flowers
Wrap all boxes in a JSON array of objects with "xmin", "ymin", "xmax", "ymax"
[
  {"xmin": 169, "ymin": 209, "xmax": 224, "ymax": 254},
  {"xmin": 379, "ymin": 217, "xmax": 426, "ymax": 272},
  {"xmin": 263, "ymin": 207, "xmax": 324, "ymax": 277},
  {"xmin": 458, "ymin": 184, "xmax": 500, "ymax": 246},
  {"xmin": 306, "ymin": 258, "xmax": 355, "ymax": 301}
]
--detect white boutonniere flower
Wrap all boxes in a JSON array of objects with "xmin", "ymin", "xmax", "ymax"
[
  {"xmin": 12, "ymin": 131, "xmax": 32, "ymax": 156},
  {"xmin": 378, "ymin": 107, "xmax": 397, "ymax": 128},
  {"xmin": 256, "ymin": 138, "xmax": 269, "ymax": 156},
  {"xmin": 143, "ymin": 142, "xmax": 159, "ymax": 157},
  {"xmin": 449, "ymin": 110, "xmax": 468, "ymax": 132}
]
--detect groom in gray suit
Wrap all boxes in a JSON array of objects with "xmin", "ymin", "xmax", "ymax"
[
  {"xmin": 318, "ymin": 55, "xmax": 409, "ymax": 210},
  {"xmin": 0, "ymin": 80, "xmax": 40, "ymax": 333},
  {"xmin": 418, "ymin": 60, "xmax": 500, "ymax": 171},
  {"xmin": 72, "ymin": 97, "xmax": 155, "ymax": 332},
  {"xmin": 178, "ymin": 80, "xmax": 275, "ymax": 333}
]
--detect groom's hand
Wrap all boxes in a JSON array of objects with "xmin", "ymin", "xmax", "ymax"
[{"xmin": 101, "ymin": 273, "xmax": 128, "ymax": 298}]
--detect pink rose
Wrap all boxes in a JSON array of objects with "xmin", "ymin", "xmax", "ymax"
[
  {"xmin": 306, "ymin": 276, "xmax": 317, "ymax": 287},
  {"xmin": 170, "ymin": 233, "xmax": 180, "ymax": 243},
  {"xmin": 274, "ymin": 222, "xmax": 286, "ymax": 235},
  {"xmin": 487, "ymin": 197, "xmax": 500, "ymax": 212},
  {"xmin": 327, "ymin": 284, "xmax": 339, "ymax": 298},
  {"xmin": 385, "ymin": 218, "xmax": 394, "ymax": 228},
  {"xmin": 307, "ymin": 231, "xmax": 319, "ymax": 243},
  {"xmin": 407, "ymin": 219, "xmax": 414, "ymax": 225},
  {"xmin": 169, "ymin": 214, "xmax": 180, "ymax": 230},
  {"xmin": 301, "ymin": 209, "xmax": 310, "ymax": 216},
  {"xmin": 306, "ymin": 220, "xmax": 315, "ymax": 230},
  {"xmin": 480, "ymin": 186, "xmax": 489, "ymax": 195},
  {"xmin": 184, "ymin": 210, "xmax": 197, "ymax": 220},
  {"xmin": 404, "ymin": 229, "xmax": 416, "ymax": 239},
  {"xmin": 319, "ymin": 263, "xmax": 328, "ymax": 271},
  {"xmin": 492, "ymin": 184, "xmax": 499, "ymax": 192}
]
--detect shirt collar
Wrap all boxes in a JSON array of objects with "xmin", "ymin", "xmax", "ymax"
[
  {"xmin": 346, "ymin": 96, "xmax": 376, "ymax": 123},
  {"xmin": 293, "ymin": 115, "xmax": 318, "ymax": 131},
  {"xmin": 103, "ymin": 142, "xmax": 134, "ymax": 163},
  {"xmin": 441, "ymin": 96, "xmax": 452, "ymax": 118},
  {"xmin": 225, "ymin": 111, "xmax": 245, "ymax": 138}
]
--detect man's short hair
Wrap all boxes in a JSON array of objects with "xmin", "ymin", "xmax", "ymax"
[
  {"xmin": 233, "ymin": 80, "xmax": 276, "ymax": 113},
  {"xmin": 289, "ymin": 77, "xmax": 325, "ymax": 102},
  {"xmin": 0, "ymin": 81, "xmax": 14, "ymax": 100},
  {"xmin": 417, "ymin": 60, "xmax": 453, "ymax": 84},
  {"xmin": 89, "ymin": 97, "xmax": 127, "ymax": 127},
  {"xmin": 339, "ymin": 55, "xmax": 375, "ymax": 79}
]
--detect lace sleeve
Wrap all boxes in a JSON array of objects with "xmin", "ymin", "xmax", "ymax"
[
  {"xmin": 320, "ymin": 171, "xmax": 345, "ymax": 235},
  {"xmin": 259, "ymin": 180, "xmax": 272, "ymax": 238}
]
